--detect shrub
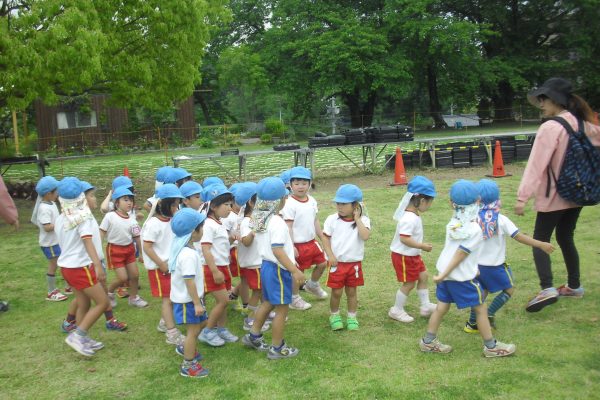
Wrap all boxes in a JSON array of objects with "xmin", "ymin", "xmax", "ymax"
[
  {"xmin": 260, "ymin": 134, "xmax": 272, "ymax": 144},
  {"xmin": 195, "ymin": 137, "xmax": 214, "ymax": 148},
  {"xmin": 265, "ymin": 118, "xmax": 285, "ymax": 138}
]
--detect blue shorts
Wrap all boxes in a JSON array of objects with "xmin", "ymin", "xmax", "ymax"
[
  {"xmin": 436, "ymin": 280, "xmax": 484, "ymax": 309},
  {"xmin": 261, "ymin": 260, "xmax": 292, "ymax": 305},
  {"xmin": 173, "ymin": 301, "xmax": 208, "ymax": 325},
  {"xmin": 40, "ymin": 245, "xmax": 61, "ymax": 260},
  {"xmin": 477, "ymin": 264, "xmax": 514, "ymax": 293}
]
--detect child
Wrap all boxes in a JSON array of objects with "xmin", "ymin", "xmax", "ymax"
[
  {"xmin": 242, "ymin": 177, "xmax": 305, "ymax": 359},
  {"xmin": 55, "ymin": 177, "xmax": 110, "ymax": 357},
  {"xmin": 143, "ymin": 166, "xmax": 173, "ymax": 212},
  {"xmin": 169, "ymin": 208, "xmax": 210, "ymax": 378},
  {"xmin": 464, "ymin": 179, "xmax": 555, "ymax": 332},
  {"xmin": 180, "ymin": 180, "xmax": 204, "ymax": 210},
  {"xmin": 388, "ymin": 176, "xmax": 437, "ymax": 323},
  {"xmin": 226, "ymin": 183, "xmax": 251, "ymax": 313},
  {"xmin": 100, "ymin": 186, "xmax": 147, "ymax": 308},
  {"xmin": 164, "ymin": 167, "xmax": 192, "ymax": 187},
  {"xmin": 142, "ymin": 184, "xmax": 186, "ymax": 346},
  {"xmin": 322, "ymin": 184, "xmax": 370, "ymax": 331},
  {"xmin": 33, "ymin": 175, "xmax": 68, "ymax": 301},
  {"xmin": 280, "ymin": 169, "xmax": 291, "ymax": 191},
  {"xmin": 281, "ymin": 166, "xmax": 328, "ymax": 311},
  {"xmin": 198, "ymin": 184, "xmax": 239, "ymax": 346},
  {"xmin": 419, "ymin": 180, "xmax": 515, "ymax": 358}
]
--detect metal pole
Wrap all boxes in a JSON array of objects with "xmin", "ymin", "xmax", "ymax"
[{"xmin": 12, "ymin": 110, "xmax": 20, "ymax": 155}]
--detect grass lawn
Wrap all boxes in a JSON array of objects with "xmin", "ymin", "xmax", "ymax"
[{"xmin": 0, "ymin": 163, "xmax": 599, "ymax": 400}]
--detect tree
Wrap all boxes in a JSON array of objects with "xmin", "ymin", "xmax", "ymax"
[{"xmin": 0, "ymin": 0, "xmax": 228, "ymax": 110}]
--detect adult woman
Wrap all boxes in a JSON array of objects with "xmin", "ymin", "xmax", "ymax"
[{"xmin": 515, "ymin": 77, "xmax": 600, "ymax": 312}]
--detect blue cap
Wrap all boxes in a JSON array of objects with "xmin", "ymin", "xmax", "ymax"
[
  {"xmin": 203, "ymin": 176, "xmax": 224, "ymax": 187},
  {"xmin": 229, "ymin": 182, "xmax": 243, "ymax": 197},
  {"xmin": 156, "ymin": 166, "xmax": 173, "ymax": 183},
  {"xmin": 202, "ymin": 184, "xmax": 231, "ymax": 202},
  {"xmin": 111, "ymin": 186, "xmax": 134, "ymax": 201},
  {"xmin": 407, "ymin": 176, "xmax": 437, "ymax": 197},
  {"xmin": 257, "ymin": 177, "xmax": 287, "ymax": 201},
  {"xmin": 171, "ymin": 208, "xmax": 207, "ymax": 237},
  {"xmin": 289, "ymin": 166, "xmax": 311, "ymax": 181},
  {"xmin": 80, "ymin": 181, "xmax": 95, "ymax": 192},
  {"xmin": 180, "ymin": 181, "xmax": 203, "ymax": 198},
  {"xmin": 280, "ymin": 170, "xmax": 292, "ymax": 185},
  {"xmin": 156, "ymin": 183, "xmax": 184, "ymax": 199},
  {"xmin": 450, "ymin": 180, "xmax": 479, "ymax": 205},
  {"xmin": 112, "ymin": 176, "xmax": 133, "ymax": 191},
  {"xmin": 164, "ymin": 168, "xmax": 191, "ymax": 184},
  {"xmin": 477, "ymin": 179, "xmax": 500, "ymax": 204},
  {"xmin": 234, "ymin": 182, "xmax": 258, "ymax": 206},
  {"xmin": 58, "ymin": 177, "xmax": 83, "ymax": 199},
  {"xmin": 35, "ymin": 176, "xmax": 59, "ymax": 196},
  {"xmin": 333, "ymin": 184, "xmax": 363, "ymax": 203}
]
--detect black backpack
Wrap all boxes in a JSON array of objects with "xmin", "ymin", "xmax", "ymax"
[{"xmin": 545, "ymin": 116, "xmax": 600, "ymax": 206}]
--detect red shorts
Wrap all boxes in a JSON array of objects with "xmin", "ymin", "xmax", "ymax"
[
  {"xmin": 326, "ymin": 261, "xmax": 364, "ymax": 289},
  {"xmin": 295, "ymin": 240, "xmax": 327, "ymax": 271},
  {"xmin": 391, "ymin": 253, "xmax": 426, "ymax": 282},
  {"xmin": 148, "ymin": 269, "xmax": 171, "ymax": 298},
  {"xmin": 203, "ymin": 265, "xmax": 232, "ymax": 293},
  {"xmin": 61, "ymin": 265, "xmax": 98, "ymax": 290},
  {"xmin": 229, "ymin": 247, "xmax": 240, "ymax": 278},
  {"xmin": 106, "ymin": 243, "xmax": 136, "ymax": 269},
  {"xmin": 240, "ymin": 268, "xmax": 261, "ymax": 290}
]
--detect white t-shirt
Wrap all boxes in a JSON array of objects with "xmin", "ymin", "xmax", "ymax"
[
  {"xmin": 200, "ymin": 217, "xmax": 230, "ymax": 266},
  {"xmin": 479, "ymin": 214, "xmax": 519, "ymax": 266},
  {"xmin": 323, "ymin": 214, "xmax": 371, "ymax": 262},
  {"xmin": 238, "ymin": 217, "xmax": 262, "ymax": 268},
  {"xmin": 170, "ymin": 247, "xmax": 204, "ymax": 303},
  {"xmin": 99, "ymin": 211, "xmax": 141, "ymax": 245},
  {"xmin": 256, "ymin": 214, "xmax": 295, "ymax": 269},
  {"xmin": 281, "ymin": 195, "xmax": 318, "ymax": 243},
  {"xmin": 90, "ymin": 218, "xmax": 105, "ymax": 262},
  {"xmin": 146, "ymin": 196, "xmax": 159, "ymax": 209},
  {"xmin": 36, "ymin": 201, "xmax": 59, "ymax": 247},
  {"xmin": 390, "ymin": 211, "xmax": 423, "ymax": 256},
  {"xmin": 222, "ymin": 210, "xmax": 241, "ymax": 248},
  {"xmin": 141, "ymin": 216, "xmax": 173, "ymax": 270},
  {"xmin": 55, "ymin": 216, "xmax": 96, "ymax": 268},
  {"xmin": 436, "ymin": 220, "xmax": 483, "ymax": 282}
]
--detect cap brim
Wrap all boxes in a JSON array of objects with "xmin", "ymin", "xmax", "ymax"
[{"xmin": 527, "ymin": 87, "xmax": 548, "ymax": 108}]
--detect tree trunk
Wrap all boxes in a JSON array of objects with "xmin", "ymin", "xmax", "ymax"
[
  {"xmin": 492, "ymin": 80, "xmax": 514, "ymax": 123},
  {"xmin": 342, "ymin": 88, "xmax": 377, "ymax": 128},
  {"xmin": 194, "ymin": 92, "xmax": 213, "ymax": 126},
  {"xmin": 427, "ymin": 63, "xmax": 447, "ymax": 128}
]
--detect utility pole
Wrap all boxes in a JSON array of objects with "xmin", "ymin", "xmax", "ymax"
[{"xmin": 326, "ymin": 97, "xmax": 340, "ymax": 135}]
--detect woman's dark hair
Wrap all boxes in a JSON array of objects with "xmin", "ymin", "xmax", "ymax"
[
  {"xmin": 410, "ymin": 194, "xmax": 433, "ymax": 208},
  {"xmin": 207, "ymin": 193, "xmax": 234, "ymax": 217},
  {"xmin": 156, "ymin": 198, "xmax": 179, "ymax": 218},
  {"xmin": 567, "ymin": 94, "xmax": 595, "ymax": 123},
  {"xmin": 244, "ymin": 194, "xmax": 257, "ymax": 217}
]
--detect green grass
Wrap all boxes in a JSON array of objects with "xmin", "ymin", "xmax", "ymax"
[{"xmin": 1, "ymin": 163, "xmax": 599, "ymax": 399}]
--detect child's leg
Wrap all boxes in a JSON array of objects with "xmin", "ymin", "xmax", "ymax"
[
  {"xmin": 330, "ymin": 288, "xmax": 344, "ymax": 313},
  {"xmin": 184, "ymin": 322, "xmax": 204, "ymax": 360},
  {"xmin": 108, "ymin": 268, "xmax": 128, "ymax": 293},
  {"xmin": 310, "ymin": 261, "xmax": 327, "ymax": 282},
  {"xmin": 468, "ymin": 290, "xmax": 489, "ymax": 325},
  {"xmin": 488, "ymin": 288, "xmax": 513, "ymax": 317},
  {"xmin": 424, "ymin": 301, "xmax": 450, "ymax": 338},
  {"xmin": 78, "ymin": 284, "xmax": 110, "ymax": 331},
  {"xmin": 162, "ymin": 298, "xmax": 176, "ymax": 329},
  {"xmin": 239, "ymin": 278, "xmax": 250, "ymax": 307},
  {"xmin": 75, "ymin": 290, "xmax": 90, "ymax": 325},
  {"xmin": 270, "ymin": 304, "xmax": 289, "ymax": 347},
  {"xmin": 249, "ymin": 300, "xmax": 274, "ymax": 336},
  {"xmin": 345, "ymin": 286, "xmax": 358, "ymax": 314},
  {"xmin": 247, "ymin": 289, "xmax": 261, "ymax": 319},
  {"xmin": 394, "ymin": 281, "xmax": 415, "ymax": 309},
  {"xmin": 124, "ymin": 262, "xmax": 140, "ymax": 298},
  {"xmin": 474, "ymin": 304, "xmax": 494, "ymax": 342},
  {"xmin": 416, "ymin": 272, "xmax": 435, "ymax": 309},
  {"xmin": 208, "ymin": 289, "xmax": 229, "ymax": 328},
  {"xmin": 47, "ymin": 257, "xmax": 58, "ymax": 293}
]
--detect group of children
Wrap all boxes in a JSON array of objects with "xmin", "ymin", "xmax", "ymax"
[{"xmin": 31, "ymin": 165, "xmax": 555, "ymax": 378}]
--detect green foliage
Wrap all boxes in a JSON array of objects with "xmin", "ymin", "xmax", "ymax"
[
  {"xmin": 265, "ymin": 118, "xmax": 285, "ymax": 138},
  {"xmin": 260, "ymin": 133, "xmax": 272, "ymax": 144},
  {"xmin": 195, "ymin": 137, "xmax": 215, "ymax": 148}
]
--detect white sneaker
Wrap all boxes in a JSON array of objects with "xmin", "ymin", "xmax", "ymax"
[
  {"xmin": 388, "ymin": 307, "xmax": 414, "ymax": 323},
  {"xmin": 165, "ymin": 330, "xmax": 186, "ymax": 346},
  {"xmin": 198, "ymin": 328, "xmax": 225, "ymax": 347},
  {"xmin": 216, "ymin": 327, "xmax": 239, "ymax": 343},
  {"xmin": 289, "ymin": 296, "xmax": 312, "ymax": 310},
  {"xmin": 107, "ymin": 292, "xmax": 117, "ymax": 308},
  {"xmin": 243, "ymin": 318, "xmax": 271, "ymax": 332},
  {"xmin": 128, "ymin": 295, "xmax": 148, "ymax": 308},
  {"xmin": 305, "ymin": 281, "xmax": 328, "ymax": 299},
  {"xmin": 157, "ymin": 318, "xmax": 167, "ymax": 333},
  {"xmin": 65, "ymin": 332, "xmax": 95, "ymax": 357},
  {"xmin": 419, "ymin": 303, "xmax": 437, "ymax": 317},
  {"xmin": 46, "ymin": 289, "xmax": 68, "ymax": 302}
]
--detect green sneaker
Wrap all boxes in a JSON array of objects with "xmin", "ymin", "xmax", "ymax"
[
  {"xmin": 329, "ymin": 314, "xmax": 344, "ymax": 331},
  {"xmin": 346, "ymin": 316, "xmax": 359, "ymax": 331}
]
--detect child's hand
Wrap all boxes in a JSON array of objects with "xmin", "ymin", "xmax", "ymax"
[
  {"xmin": 433, "ymin": 274, "xmax": 444, "ymax": 284},
  {"xmin": 138, "ymin": 256, "xmax": 144, "ymax": 264},
  {"xmin": 159, "ymin": 261, "xmax": 169, "ymax": 274},
  {"xmin": 96, "ymin": 268, "xmax": 106, "ymax": 283},
  {"xmin": 328, "ymin": 256, "xmax": 338, "ymax": 268},
  {"xmin": 194, "ymin": 302, "xmax": 204, "ymax": 316},
  {"xmin": 292, "ymin": 270, "xmax": 305, "ymax": 285},
  {"xmin": 294, "ymin": 247, "xmax": 299, "ymax": 259},
  {"xmin": 353, "ymin": 207, "xmax": 361, "ymax": 220},
  {"xmin": 421, "ymin": 243, "xmax": 433, "ymax": 252},
  {"xmin": 540, "ymin": 242, "xmax": 555, "ymax": 254},
  {"xmin": 213, "ymin": 269, "xmax": 225, "ymax": 284}
]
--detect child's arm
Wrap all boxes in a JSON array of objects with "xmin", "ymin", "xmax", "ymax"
[
  {"xmin": 273, "ymin": 246, "xmax": 304, "ymax": 285},
  {"xmin": 321, "ymin": 234, "xmax": 337, "ymax": 266},
  {"xmin": 513, "ymin": 232, "xmax": 555, "ymax": 254},
  {"xmin": 201, "ymin": 244, "xmax": 224, "ymax": 284},
  {"xmin": 83, "ymin": 237, "xmax": 105, "ymax": 282},
  {"xmin": 184, "ymin": 279, "xmax": 205, "ymax": 316},
  {"xmin": 142, "ymin": 241, "xmax": 168, "ymax": 273},
  {"xmin": 42, "ymin": 223, "xmax": 55, "ymax": 232},
  {"xmin": 399, "ymin": 235, "xmax": 432, "ymax": 252},
  {"xmin": 241, "ymin": 231, "xmax": 255, "ymax": 246},
  {"xmin": 143, "ymin": 201, "xmax": 152, "ymax": 213},
  {"xmin": 433, "ymin": 249, "xmax": 469, "ymax": 283},
  {"xmin": 354, "ymin": 209, "xmax": 370, "ymax": 241},
  {"xmin": 285, "ymin": 220, "xmax": 299, "ymax": 258},
  {"xmin": 314, "ymin": 217, "xmax": 325, "ymax": 242},
  {"xmin": 134, "ymin": 236, "xmax": 144, "ymax": 262},
  {"xmin": 100, "ymin": 190, "xmax": 112, "ymax": 214}
]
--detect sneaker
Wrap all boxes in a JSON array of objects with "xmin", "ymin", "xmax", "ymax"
[
  {"xmin": 175, "ymin": 345, "xmax": 203, "ymax": 361},
  {"xmin": 419, "ymin": 338, "xmax": 452, "ymax": 354},
  {"xmin": 180, "ymin": 360, "xmax": 209, "ymax": 378},
  {"xmin": 557, "ymin": 284, "xmax": 584, "ymax": 298},
  {"xmin": 128, "ymin": 295, "xmax": 148, "ymax": 308},
  {"xmin": 289, "ymin": 296, "xmax": 312, "ymax": 311},
  {"xmin": 242, "ymin": 333, "xmax": 270, "ymax": 351},
  {"xmin": 46, "ymin": 289, "xmax": 68, "ymax": 302},
  {"xmin": 305, "ymin": 282, "xmax": 328, "ymax": 299},
  {"xmin": 216, "ymin": 327, "xmax": 239, "ymax": 343},
  {"xmin": 65, "ymin": 332, "xmax": 95, "ymax": 357},
  {"xmin": 86, "ymin": 337, "xmax": 105, "ymax": 351},
  {"xmin": 243, "ymin": 318, "xmax": 270, "ymax": 333},
  {"xmin": 267, "ymin": 311, "xmax": 277, "ymax": 320},
  {"xmin": 106, "ymin": 318, "xmax": 128, "ymax": 331},
  {"xmin": 464, "ymin": 321, "xmax": 479, "ymax": 334},
  {"xmin": 346, "ymin": 316, "xmax": 359, "ymax": 331},
  {"xmin": 166, "ymin": 330, "xmax": 186, "ymax": 346},
  {"xmin": 198, "ymin": 328, "xmax": 225, "ymax": 347},
  {"xmin": 526, "ymin": 287, "xmax": 559, "ymax": 312},
  {"xmin": 267, "ymin": 341, "xmax": 299, "ymax": 360},
  {"xmin": 116, "ymin": 286, "xmax": 130, "ymax": 298},
  {"xmin": 61, "ymin": 319, "xmax": 76, "ymax": 333},
  {"xmin": 64, "ymin": 287, "xmax": 73, "ymax": 295},
  {"xmin": 483, "ymin": 341, "xmax": 516, "ymax": 358},
  {"xmin": 107, "ymin": 292, "xmax": 117, "ymax": 308},
  {"xmin": 329, "ymin": 314, "xmax": 344, "ymax": 331},
  {"xmin": 388, "ymin": 307, "xmax": 414, "ymax": 323},
  {"xmin": 157, "ymin": 318, "xmax": 168, "ymax": 333},
  {"xmin": 419, "ymin": 303, "xmax": 437, "ymax": 317}
]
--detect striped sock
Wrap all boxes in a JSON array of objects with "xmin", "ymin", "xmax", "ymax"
[
  {"xmin": 488, "ymin": 291, "xmax": 511, "ymax": 316},
  {"xmin": 47, "ymin": 274, "xmax": 56, "ymax": 292},
  {"xmin": 468, "ymin": 308, "xmax": 476, "ymax": 325}
]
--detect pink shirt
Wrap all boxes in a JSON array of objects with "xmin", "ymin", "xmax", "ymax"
[
  {"xmin": 0, "ymin": 176, "xmax": 18, "ymax": 225},
  {"xmin": 517, "ymin": 111, "xmax": 600, "ymax": 212}
]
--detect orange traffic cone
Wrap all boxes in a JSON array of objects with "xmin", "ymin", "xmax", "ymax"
[
  {"xmin": 486, "ymin": 140, "xmax": 511, "ymax": 178},
  {"xmin": 390, "ymin": 147, "xmax": 408, "ymax": 186},
  {"xmin": 123, "ymin": 166, "xmax": 130, "ymax": 177}
]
